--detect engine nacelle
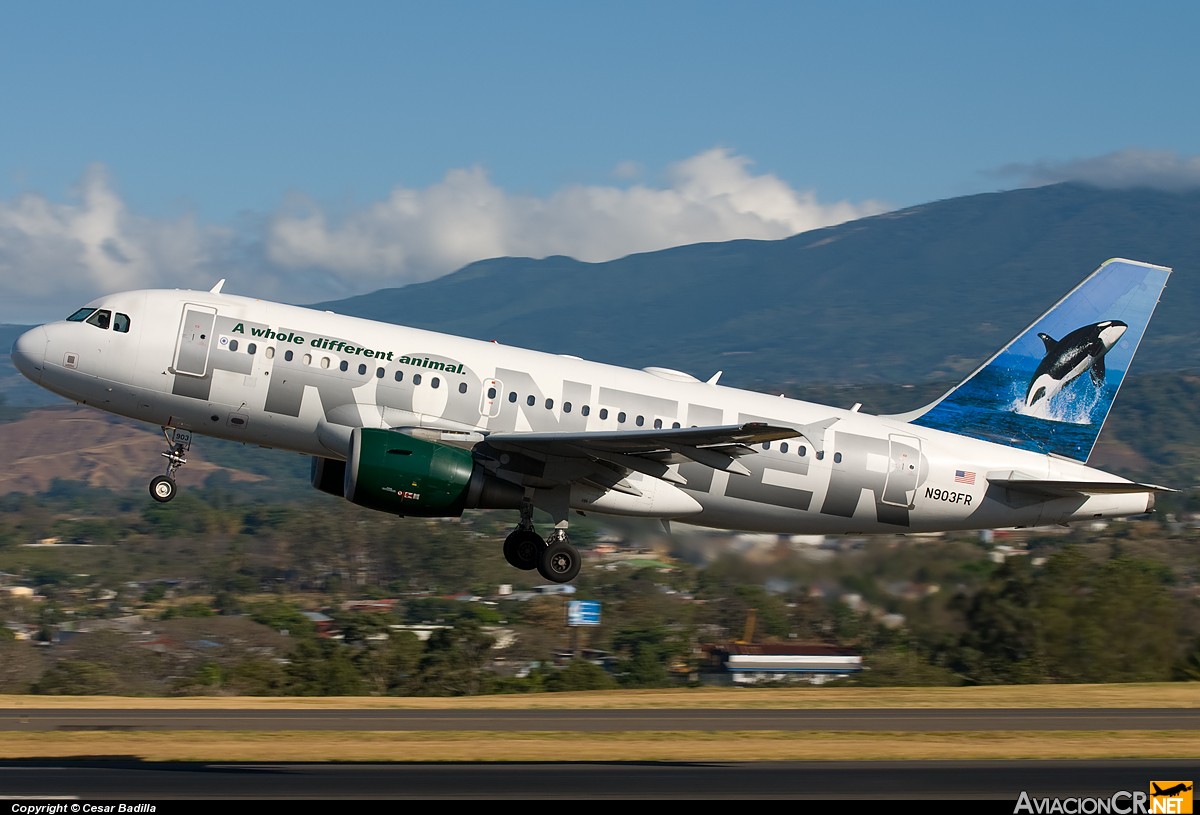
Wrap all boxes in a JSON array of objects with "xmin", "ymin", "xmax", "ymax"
[{"xmin": 326, "ymin": 428, "xmax": 522, "ymax": 517}]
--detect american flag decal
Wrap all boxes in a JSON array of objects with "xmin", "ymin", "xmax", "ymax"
[{"xmin": 954, "ymin": 469, "xmax": 976, "ymax": 485}]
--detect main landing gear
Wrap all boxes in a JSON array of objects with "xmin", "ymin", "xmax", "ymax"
[
  {"xmin": 149, "ymin": 427, "xmax": 192, "ymax": 503},
  {"xmin": 502, "ymin": 497, "xmax": 581, "ymax": 584}
]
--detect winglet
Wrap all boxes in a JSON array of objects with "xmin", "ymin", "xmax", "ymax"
[
  {"xmin": 707, "ymin": 371, "xmax": 723, "ymax": 385},
  {"xmin": 902, "ymin": 259, "xmax": 1171, "ymax": 462},
  {"xmin": 209, "ymin": 279, "xmax": 226, "ymax": 294}
]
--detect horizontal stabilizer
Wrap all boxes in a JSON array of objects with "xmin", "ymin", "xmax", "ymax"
[{"xmin": 986, "ymin": 474, "xmax": 1175, "ymax": 499}]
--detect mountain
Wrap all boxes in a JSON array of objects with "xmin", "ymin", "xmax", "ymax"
[
  {"xmin": 312, "ymin": 182, "xmax": 1200, "ymax": 396},
  {"xmin": 3, "ymin": 182, "xmax": 1200, "ymax": 489},
  {"xmin": 5, "ymin": 182, "xmax": 1200, "ymax": 408}
]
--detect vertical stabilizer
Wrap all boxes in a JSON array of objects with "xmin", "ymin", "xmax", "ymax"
[{"xmin": 902, "ymin": 258, "xmax": 1171, "ymax": 462}]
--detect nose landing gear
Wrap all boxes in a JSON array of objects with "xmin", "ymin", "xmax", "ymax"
[{"xmin": 149, "ymin": 427, "xmax": 192, "ymax": 503}]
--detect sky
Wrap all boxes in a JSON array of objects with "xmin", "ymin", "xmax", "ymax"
[{"xmin": 3, "ymin": 1, "xmax": 1200, "ymax": 324}]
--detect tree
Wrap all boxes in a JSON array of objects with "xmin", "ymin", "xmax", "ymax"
[
  {"xmin": 0, "ymin": 638, "xmax": 43, "ymax": 692},
  {"xmin": 33, "ymin": 660, "xmax": 122, "ymax": 695},
  {"xmin": 545, "ymin": 658, "xmax": 617, "ymax": 692},
  {"xmin": 412, "ymin": 618, "xmax": 497, "ymax": 696},
  {"xmin": 355, "ymin": 631, "xmax": 424, "ymax": 696},
  {"xmin": 612, "ymin": 624, "xmax": 676, "ymax": 688},
  {"xmin": 284, "ymin": 639, "xmax": 366, "ymax": 696},
  {"xmin": 949, "ymin": 558, "xmax": 1044, "ymax": 684},
  {"xmin": 1037, "ymin": 552, "xmax": 1179, "ymax": 682}
]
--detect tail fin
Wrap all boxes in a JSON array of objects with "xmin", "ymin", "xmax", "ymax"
[{"xmin": 902, "ymin": 258, "xmax": 1171, "ymax": 462}]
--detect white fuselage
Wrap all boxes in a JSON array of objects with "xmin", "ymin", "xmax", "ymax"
[{"xmin": 11, "ymin": 287, "xmax": 1152, "ymax": 534}]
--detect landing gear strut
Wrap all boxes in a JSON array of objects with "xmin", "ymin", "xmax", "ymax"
[
  {"xmin": 149, "ymin": 427, "xmax": 192, "ymax": 503},
  {"xmin": 502, "ymin": 497, "xmax": 582, "ymax": 583},
  {"xmin": 502, "ymin": 498, "xmax": 542, "ymax": 571}
]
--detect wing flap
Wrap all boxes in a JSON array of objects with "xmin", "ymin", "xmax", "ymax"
[{"xmin": 484, "ymin": 421, "xmax": 800, "ymax": 480}]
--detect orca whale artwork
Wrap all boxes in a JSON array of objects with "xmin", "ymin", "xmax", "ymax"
[{"xmin": 909, "ymin": 259, "xmax": 1168, "ymax": 461}]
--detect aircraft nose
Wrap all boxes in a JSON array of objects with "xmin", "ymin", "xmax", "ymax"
[{"xmin": 11, "ymin": 325, "xmax": 48, "ymax": 384}]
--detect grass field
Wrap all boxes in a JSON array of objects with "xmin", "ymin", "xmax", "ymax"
[{"xmin": 1, "ymin": 684, "xmax": 1196, "ymax": 762}]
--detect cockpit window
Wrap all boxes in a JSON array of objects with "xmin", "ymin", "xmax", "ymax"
[
  {"xmin": 85, "ymin": 309, "xmax": 112, "ymax": 330},
  {"xmin": 113, "ymin": 313, "xmax": 131, "ymax": 333},
  {"xmin": 67, "ymin": 308, "xmax": 95, "ymax": 322}
]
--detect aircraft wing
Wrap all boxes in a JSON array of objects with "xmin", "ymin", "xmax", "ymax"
[{"xmin": 483, "ymin": 422, "xmax": 799, "ymax": 479}]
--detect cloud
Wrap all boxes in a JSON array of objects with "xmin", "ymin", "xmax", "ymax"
[
  {"xmin": 0, "ymin": 164, "xmax": 243, "ymax": 322},
  {"xmin": 997, "ymin": 148, "xmax": 1200, "ymax": 192},
  {"xmin": 0, "ymin": 149, "xmax": 887, "ymax": 323},
  {"xmin": 264, "ymin": 147, "xmax": 889, "ymax": 286}
]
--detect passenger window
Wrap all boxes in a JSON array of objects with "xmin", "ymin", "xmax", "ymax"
[
  {"xmin": 618, "ymin": 412, "xmax": 626, "ymax": 423},
  {"xmin": 358, "ymin": 363, "xmax": 367, "ymax": 375},
  {"xmin": 340, "ymin": 360, "xmax": 349, "ymax": 372},
  {"xmin": 303, "ymin": 353, "xmax": 313, "ymax": 365},
  {"xmin": 459, "ymin": 382, "xmax": 468, "ymax": 394},
  {"xmin": 113, "ymin": 313, "xmax": 131, "ymax": 333},
  {"xmin": 798, "ymin": 445, "xmax": 806, "ymax": 457},
  {"xmin": 248, "ymin": 343, "xmax": 258, "ymax": 355},
  {"xmin": 508, "ymin": 392, "xmax": 517, "ymax": 403},
  {"xmin": 487, "ymin": 387, "xmax": 497, "ymax": 399},
  {"xmin": 780, "ymin": 442, "xmax": 789, "ymax": 453},
  {"xmin": 527, "ymin": 395, "xmax": 536, "ymax": 407},
  {"xmin": 86, "ymin": 309, "xmax": 112, "ymax": 330},
  {"xmin": 320, "ymin": 356, "xmax": 329, "ymax": 368},
  {"xmin": 431, "ymin": 377, "xmax": 440, "ymax": 388},
  {"xmin": 833, "ymin": 452, "xmax": 843, "ymax": 464},
  {"xmin": 599, "ymin": 408, "xmax": 608, "ymax": 420},
  {"xmin": 413, "ymin": 374, "xmax": 422, "ymax": 385},
  {"xmin": 581, "ymin": 405, "xmax": 590, "ymax": 417},
  {"xmin": 394, "ymin": 371, "xmax": 403, "ymax": 381},
  {"xmin": 265, "ymin": 347, "xmax": 275, "ymax": 359},
  {"xmin": 672, "ymin": 422, "xmax": 681, "ymax": 428},
  {"xmin": 229, "ymin": 340, "xmax": 239, "ymax": 352},
  {"xmin": 635, "ymin": 415, "xmax": 644, "ymax": 427},
  {"xmin": 545, "ymin": 398, "xmax": 553, "ymax": 410},
  {"xmin": 284, "ymin": 350, "xmax": 294, "ymax": 362},
  {"xmin": 654, "ymin": 419, "xmax": 662, "ymax": 429},
  {"xmin": 377, "ymin": 367, "xmax": 385, "ymax": 378},
  {"xmin": 563, "ymin": 402, "xmax": 572, "ymax": 413}
]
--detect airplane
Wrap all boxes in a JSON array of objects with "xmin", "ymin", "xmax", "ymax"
[
  {"xmin": 9, "ymin": 257, "xmax": 1174, "ymax": 584},
  {"xmin": 1152, "ymin": 783, "xmax": 1193, "ymax": 797}
]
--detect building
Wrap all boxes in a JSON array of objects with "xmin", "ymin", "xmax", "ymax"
[{"xmin": 702, "ymin": 642, "xmax": 863, "ymax": 685}]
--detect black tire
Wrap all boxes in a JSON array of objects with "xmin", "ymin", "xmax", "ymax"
[
  {"xmin": 538, "ymin": 539, "xmax": 581, "ymax": 583},
  {"xmin": 149, "ymin": 475, "xmax": 177, "ymax": 503},
  {"xmin": 503, "ymin": 529, "xmax": 541, "ymax": 570}
]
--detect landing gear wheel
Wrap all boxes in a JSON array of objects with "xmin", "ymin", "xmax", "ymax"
[
  {"xmin": 149, "ymin": 475, "xmax": 177, "ymax": 503},
  {"xmin": 538, "ymin": 538, "xmax": 581, "ymax": 583},
  {"xmin": 503, "ymin": 529, "xmax": 542, "ymax": 571}
]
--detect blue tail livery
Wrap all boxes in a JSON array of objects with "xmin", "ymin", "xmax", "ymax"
[{"xmin": 904, "ymin": 258, "xmax": 1171, "ymax": 462}]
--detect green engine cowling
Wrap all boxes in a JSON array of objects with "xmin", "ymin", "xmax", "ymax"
[{"xmin": 316, "ymin": 428, "xmax": 522, "ymax": 517}]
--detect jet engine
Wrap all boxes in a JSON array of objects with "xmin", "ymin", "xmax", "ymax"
[{"xmin": 311, "ymin": 428, "xmax": 522, "ymax": 517}]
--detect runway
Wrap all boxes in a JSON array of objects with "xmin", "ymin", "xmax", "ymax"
[
  {"xmin": 1, "ymin": 703, "xmax": 1195, "ymax": 799},
  {"xmin": 4, "ymin": 706, "xmax": 1199, "ymax": 731},
  {"xmin": 1, "ymin": 758, "xmax": 1195, "ymax": 800}
]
